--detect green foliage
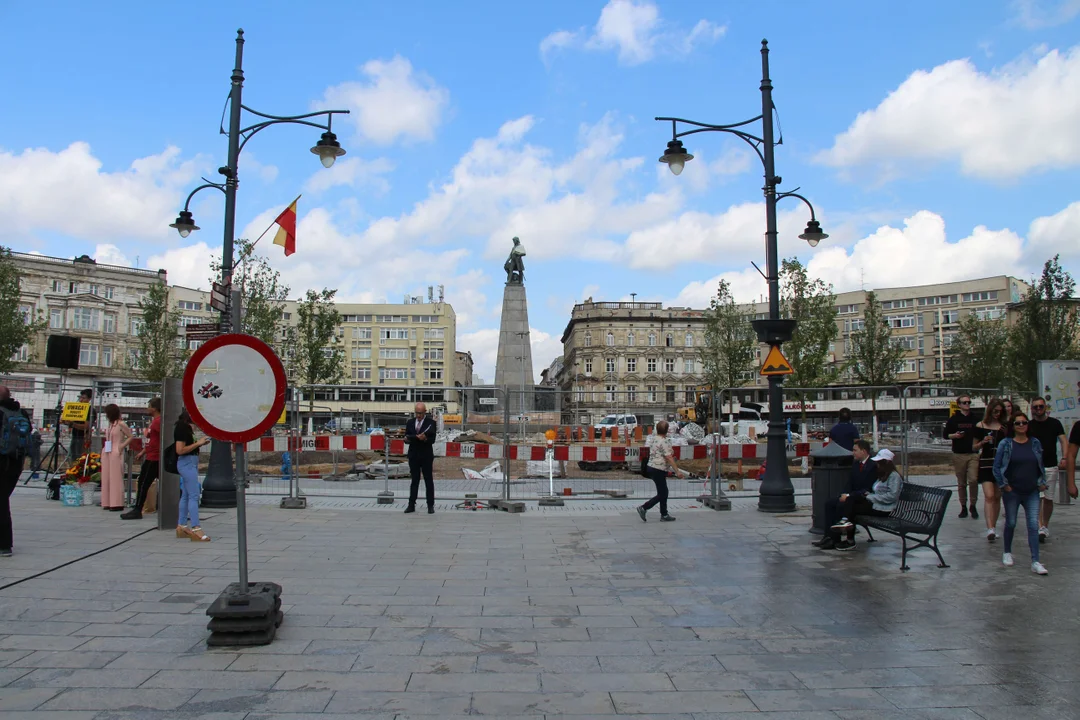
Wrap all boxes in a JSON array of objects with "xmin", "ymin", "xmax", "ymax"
[
  {"xmin": 846, "ymin": 291, "xmax": 905, "ymax": 388},
  {"xmin": 0, "ymin": 247, "xmax": 45, "ymax": 374},
  {"xmin": 209, "ymin": 239, "xmax": 290, "ymax": 347},
  {"xmin": 699, "ymin": 280, "xmax": 757, "ymax": 414},
  {"xmin": 1007, "ymin": 255, "xmax": 1080, "ymax": 391},
  {"xmin": 133, "ymin": 281, "xmax": 187, "ymax": 382},
  {"xmin": 286, "ymin": 289, "xmax": 345, "ymax": 409},
  {"xmin": 780, "ymin": 257, "xmax": 839, "ymax": 391},
  {"xmin": 949, "ymin": 314, "xmax": 1009, "ymax": 400}
]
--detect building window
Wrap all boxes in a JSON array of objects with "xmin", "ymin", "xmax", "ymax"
[
  {"xmin": 342, "ymin": 314, "xmax": 371, "ymax": 322},
  {"xmin": 627, "ymin": 385, "xmax": 637, "ymax": 402},
  {"xmin": 683, "ymin": 358, "xmax": 694, "ymax": 373},
  {"xmin": 424, "ymin": 348, "xmax": 444, "ymax": 360},
  {"xmin": 880, "ymin": 299, "xmax": 911, "ymax": 310},
  {"xmin": 647, "ymin": 357, "xmax": 657, "ymax": 373},
  {"xmin": 974, "ymin": 306, "xmax": 1004, "ymax": 320},
  {"xmin": 606, "ymin": 332, "xmax": 614, "ymax": 346},
  {"xmin": 647, "ymin": 385, "xmax": 657, "ymax": 402},
  {"xmin": 937, "ymin": 310, "xmax": 960, "ymax": 324},
  {"xmin": 665, "ymin": 333, "xmax": 673, "ymax": 347},
  {"xmin": 893, "ymin": 336, "xmax": 917, "ymax": 351},
  {"xmin": 103, "ymin": 313, "xmax": 116, "ymax": 334},
  {"xmin": 102, "ymin": 347, "xmax": 113, "ymax": 367},
  {"xmin": 380, "ymin": 368, "xmax": 409, "ymax": 380},
  {"xmin": 17, "ymin": 305, "xmax": 33, "ymax": 325},
  {"xmin": 584, "ymin": 332, "xmax": 592, "ymax": 347},
  {"xmin": 352, "ymin": 348, "xmax": 372, "ymax": 360},
  {"xmin": 104, "ymin": 286, "xmax": 114, "ymax": 299},
  {"xmin": 664, "ymin": 358, "xmax": 675, "ymax": 373},
  {"xmin": 648, "ymin": 332, "xmax": 656, "ymax": 346},
  {"xmin": 51, "ymin": 280, "xmax": 64, "ymax": 293},
  {"xmin": 423, "ymin": 328, "xmax": 444, "ymax": 339},
  {"xmin": 177, "ymin": 300, "xmax": 203, "ymax": 311},
  {"xmin": 379, "ymin": 348, "xmax": 409, "ymax": 359},
  {"xmin": 686, "ymin": 388, "xmax": 696, "ymax": 403},
  {"xmin": 354, "ymin": 327, "xmax": 373, "ymax": 339},
  {"xmin": 130, "ymin": 317, "xmax": 144, "ymax": 336},
  {"xmin": 962, "ymin": 291, "xmax": 997, "ymax": 303},
  {"xmin": 837, "ymin": 304, "xmax": 861, "ymax": 314},
  {"xmin": 69, "ymin": 281, "xmax": 78, "ymax": 294},
  {"xmin": 605, "ymin": 385, "xmax": 616, "ymax": 403},
  {"xmin": 79, "ymin": 343, "xmax": 99, "ymax": 366},
  {"xmin": 918, "ymin": 294, "xmax": 958, "ymax": 306},
  {"xmin": 49, "ymin": 308, "xmax": 64, "ymax": 329},
  {"xmin": 428, "ymin": 368, "xmax": 443, "ymax": 380},
  {"xmin": 376, "ymin": 315, "xmax": 409, "ymax": 323},
  {"xmin": 627, "ymin": 332, "xmax": 635, "ymax": 346},
  {"xmin": 10, "ymin": 345, "xmax": 28, "ymax": 363},
  {"xmin": 684, "ymin": 332, "xmax": 693, "ymax": 347},
  {"xmin": 845, "ymin": 318, "xmax": 866, "ymax": 333},
  {"xmin": 380, "ymin": 328, "xmax": 409, "ymax": 340},
  {"xmin": 887, "ymin": 315, "xmax": 915, "ymax": 329},
  {"xmin": 627, "ymin": 357, "xmax": 637, "ymax": 373},
  {"xmin": 665, "ymin": 385, "xmax": 676, "ymax": 402},
  {"xmin": 901, "ymin": 359, "xmax": 918, "ymax": 373},
  {"xmin": 606, "ymin": 357, "xmax": 616, "ymax": 373},
  {"xmin": 72, "ymin": 307, "xmax": 100, "ymax": 331},
  {"xmin": 282, "ymin": 312, "xmax": 292, "ymax": 320},
  {"xmin": 88, "ymin": 284, "xmax": 99, "ymax": 296},
  {"xmin": 128, "ymin": 348, "xmax": 141, "ymax": 369},
  {"xmin": 353, "ymin": 367, "xmax": 372, "ymax": 380},
  {"xmin": 584, "ymin": 358, "xmax": 593, "ymax": 374}
]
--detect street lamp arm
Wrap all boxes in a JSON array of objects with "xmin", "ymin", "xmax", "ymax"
[
  {"xmin": 181, "ymin": 181, "xmax": 227, "ymax": 212},
  {"xmin": 655, "ymin": 117, "xmax": 767, "ymax": 168},
  {"xmin": 237, "ymin": 109, "xmax": 350, "ymax": 154},
  {"xmin": 776, "ymin": 190, "xmax": 820, "ymax": 221}
]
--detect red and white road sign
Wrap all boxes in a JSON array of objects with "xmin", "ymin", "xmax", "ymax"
[{"xmin": 181, "ymin": 333, "xmax": 287, "ymax": 444}]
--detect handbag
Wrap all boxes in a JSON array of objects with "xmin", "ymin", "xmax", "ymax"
[{"xmin": 164, "ymin": 444, "xmax": 179, "ymax": 474}]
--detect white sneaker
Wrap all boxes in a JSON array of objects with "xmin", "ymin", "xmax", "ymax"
[
  {"xmin": 1032, "ymin": 562, "xmax": 1048, "ymax": 575},
  {"xmin": 1002, "ymin": 552, "xmax": 1014, "ymax": 567},
  {"xmin": 1038, "ymin": 526, "xmax": 1049, "ymax": 543},
  {"xmin": 986, "ymin": 528, "xmax": 996, "ymax": 542}
]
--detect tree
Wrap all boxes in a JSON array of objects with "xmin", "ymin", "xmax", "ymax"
[
  {"xmin": 209, "ymin": 239, "xmax": 290, "ymax": 348},
  {"xmin": 949, "ymin": 314, "xmax": 1009, "ymax": 400},
  {"xmin": 1007, "ymin": 255, "xmax": 1080, "ymax": 392},
  {"xmin": 286, "ymin": 289, "xmax": 345, "ymax": 411},
  {"xmin": 133, "ymin": 281, "xmax": 187, "ymax": 382},
  {"xmin": 846, "ymin": 291, "xmax": 905, "ymax": 444},
  {"xmin": 699, "ymin": 280, "xmax": 757, "ymax": 428},
  {"xmin": 780, "ymin": 257, "xmax": 839, "ymax": 436},
  {"xmin": 0, "ymin": 247, "xmax": 46, "ymax": 375}
]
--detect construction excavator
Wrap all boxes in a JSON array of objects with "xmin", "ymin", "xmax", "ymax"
[{"xmin": 677, "ymin": 386, "xmax": 768, "ymax": 437}]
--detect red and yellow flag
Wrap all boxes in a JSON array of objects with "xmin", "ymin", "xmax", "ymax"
[{"xmin": 272, "ymin": 199, "xmax": 298, "ymax": 256}]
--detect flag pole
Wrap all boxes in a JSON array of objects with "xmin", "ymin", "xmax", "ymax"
[{"xmin": 230, "ymin": 194, "xmax": 301, "ymax": 271}]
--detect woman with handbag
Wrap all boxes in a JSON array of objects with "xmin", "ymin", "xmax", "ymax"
[
  {"xmin": 174, "ymin": 408, "xmax": 211, "ymax": 541},
  {"xmin": 637, "ymin": 420, "xmax": 688, "ymax": 522}
]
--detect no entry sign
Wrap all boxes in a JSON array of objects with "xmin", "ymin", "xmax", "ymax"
[{"xmin": 181, "ymin": 333, "xmax": 287, "ymax": 444}]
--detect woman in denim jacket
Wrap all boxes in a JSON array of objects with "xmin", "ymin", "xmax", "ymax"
[{"xmin": 992, "ymin": 411, "xmax": 1049, "ymax": 575}]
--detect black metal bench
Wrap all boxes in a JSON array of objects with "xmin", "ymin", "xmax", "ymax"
[{"xmin": 854, "ymin": 483, "xmax": 952, "ymax": 571}]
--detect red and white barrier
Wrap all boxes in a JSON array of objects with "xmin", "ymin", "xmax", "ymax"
[{"xmin": 216, "ymin": 435, "xmax": 822, "ymax": 461}]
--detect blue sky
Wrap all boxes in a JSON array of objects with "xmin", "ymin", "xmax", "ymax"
[{"xmin": 2, "ymin": 0, "xmax": 1079, "ymax": 382}]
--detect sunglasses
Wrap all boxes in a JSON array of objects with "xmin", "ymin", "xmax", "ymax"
[
  {"xmin": 958, "ymin": 401, "xmax": 971, "ymax": 405},
  {"xmin": 1032, "ymin": 405, "xmax": 1046, "ymax": 410},
  {"xmin": 1014, "ymin": 420, "xmax": 1029, "ymax": 426}
]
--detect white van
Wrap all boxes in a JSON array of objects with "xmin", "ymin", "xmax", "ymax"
[{"xmin": 594, "ymin": 413, "xmax": 639, "ymax": 433}]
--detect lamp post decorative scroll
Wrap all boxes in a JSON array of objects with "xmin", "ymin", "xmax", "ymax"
[
  {"xmin": 656, "ymin": 39, "xmax": 828, "ymax": 513},
  {"xmin": 171, "ymin": 28, "xmax": 350, "ymax": 509}
]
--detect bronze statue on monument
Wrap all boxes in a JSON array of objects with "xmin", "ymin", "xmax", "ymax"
[{"xmin": 503, "ymin": 236, "xmax": 526, "ymax": 284}]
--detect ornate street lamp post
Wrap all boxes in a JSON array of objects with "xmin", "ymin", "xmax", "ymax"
[
  {"xmin": 171, "ymin": 29, "xmax": 349, "ymax": 508},
  {"xmin": 656, "ymin": 39, "xmax": 827, "ymax": 513}
]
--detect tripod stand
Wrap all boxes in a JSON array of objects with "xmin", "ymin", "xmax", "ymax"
[{"xmin": 30, "ymin": 372, "xmax": 68, "ymax": 485}]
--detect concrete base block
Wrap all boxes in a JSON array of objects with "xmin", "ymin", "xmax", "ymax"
[
  {"xmin": 538, "ymin": 496, "xmax": 565, "ymax": 506},
  {"xmin": 279, "ymin": 496, "xmax": 307, "ymax": 509},
  {"xmin": 376, "ymin": 491, "xmax": 395, "ymax": 505},
  {"xmin": 488, "ymin": 499, "xmax": 526, "ymax": 513},
  {"xmin": 699, "ymin": 494, "xmax": 732, "ymax": 511}
]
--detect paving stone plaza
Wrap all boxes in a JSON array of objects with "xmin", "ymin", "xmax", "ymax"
[{"xmin": 0, "ymin": 484, "xmax": 1077, "ymax": 719}]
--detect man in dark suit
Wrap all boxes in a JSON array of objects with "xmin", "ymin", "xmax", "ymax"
[
  {"xmin": 405, "ymin": 402, "xmax": 437, "ymax": 514},
  {"xmin": 816, "ymin": 439, "xmax": 876, "ymax": 550}
]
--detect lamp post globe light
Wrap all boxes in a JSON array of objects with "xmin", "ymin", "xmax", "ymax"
[
  {"xmin": 656, "ymin": 39, "xmax": 828, "ymax": 513},
  {"xmin": 173, "ymin": 29, "xmax": 349, "ymax": 509}
]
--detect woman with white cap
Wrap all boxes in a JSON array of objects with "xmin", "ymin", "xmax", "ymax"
[{"xmin": 826, "ymin": 448, "xmax": 904, "ymax": 551}]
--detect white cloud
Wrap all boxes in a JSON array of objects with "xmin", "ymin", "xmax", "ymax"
[
  {"xmin": 1027, "ymin": 199, "xmax": 1080, "ymax": 261},
  {"xmin": 670, "ymin": 268, "xmax": 767, "ymax": 308},
  {"xmin": 303, "ymin": 156, "xmax": 395, "ymax": 194},
  {"xmin": 0, "ymin": 142, "xmax": 201, "ymax": 244},
  {"xmin": 147, "ymin": 241, "xmax": 217, "ymax": 289},
  {"xmin": 817, "ymin": 44, "xmax": 1080, "ymax": 181},
  {"xmin": 322, "ymin": 56, "xmax": 449, "ymax": 145},
  {"xmin": 92, "ymin": 244, "xmax": 132, "ymax": 267},
  {"xmin": 459, "ymin": 328, "xmax": 499, "ymax": 386},
  {"xmin": 1011, "ymin": 0, "xmax": 1080, "ymax": 28},
  {"xmin": 242, "ymin": 153, "xmax": 279, "ymax": 184},
  {"xmin": 530, "ymin": 327, "xmax": 564, "ymax": 380},
  {"xmin": 540, "ymin": 0, "xmax": 725, "ymax": 65}
]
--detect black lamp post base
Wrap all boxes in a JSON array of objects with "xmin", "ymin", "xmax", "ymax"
[
  {"xmin": 201, "ymin": 488, "xmax": 238, "ymax": 508},
  {"xmin": 757, "ymin": 492, "xmax": 796, "ymax": 513}
]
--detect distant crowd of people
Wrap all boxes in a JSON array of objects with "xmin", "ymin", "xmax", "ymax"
[{"xmin": 821, "ymin": 396, "xmax": 1078, "ymax": 575}]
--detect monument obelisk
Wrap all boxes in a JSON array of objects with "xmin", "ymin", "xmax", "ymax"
[{"xmin": 494, "ymin": 237, "xmax": 533, "ymax": 415}]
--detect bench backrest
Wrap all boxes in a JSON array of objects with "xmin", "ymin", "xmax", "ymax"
[{"xmin": 889, "ymin": 482, "xmax": 952, "ymax": 531}]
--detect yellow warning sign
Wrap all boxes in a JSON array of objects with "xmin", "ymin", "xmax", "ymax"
[
  {"xmin": 60, "ymin": 402, "xmax": 91, "ymax": 423},
  {"xmin": 277, "ymin": 407, "xmax": 287, "ymax": 424},
  {"xmin": 760, "ymin": 345, "xmax": 794, "ymax": 376}
]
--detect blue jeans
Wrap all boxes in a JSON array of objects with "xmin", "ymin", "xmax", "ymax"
[
  {"xmin": 1002, "ymin": 489, "xmax": 1040, "ymax": 562},
  {"xmin": 176, "ymin": 454, "xmax": 200, "ymax": 528}
]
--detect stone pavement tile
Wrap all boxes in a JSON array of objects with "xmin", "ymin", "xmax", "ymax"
[
  {"xmin": 141, "ymin": 669, "xmax": 283, "ymax": 690},
  {"xmin": 0, "ymin": 622, "xmax": 87, "ymax": 637},
  {"xmin": 69, "ymin": 637, "xmax": 201, "ymax": 655},
  {"xmin": 670, "ymin": 670, "xmax": 806, "ymax": 691},
  {"xmin": 717, "ymin": 654, "xmax": 842, "ymax": 673},
  {"xmin": 431, "ymin": 615, "xmax": 534, "ymax": 628},
  {"xmin": 67, "ymin": 623, "xmax": 161, "ymax": 638},
  {"xmin": 470, "ymin": 690, "xmax": 616, "ymax": 715},
  {"xmin": 834, "ymin": 651, "xmax": 959, "ymax": 670},
  {"xmin": 480, "ymin": 627, "xmax": 590, "ymax": 642},
  {"xmin": 273, "ymin": 626, "xmax": 374, "ymax": 641},
  {"xmin": 587, "ymin": 626, "xmax": 699, "ymax": 641},
  {"xmin": 0, "ymin": 667, "xmax": 32, "ymax": 686},
  {"xmin": 0, "ymin": 712, "xmax": 99, "ymax": 720},
  {"xmin": 326, "ymin": 614, "xmax": 432, "ymax": 628},
  {"xmin": 419, "ymin": 640, "xmax": 536, "ymax": 656},
  {"xmin": 541, "ymin": 671, "xmax": 676, "ymax": 692},
  {"xmin": 531, "ymin": 615, "xmax": 637, "ymax": 628},
  {"xmin": 10, "ymin": 668, "xmax": 157, "ymax": 689},
  {"xmin": 537, "ymin": 640, "xmax": 653, "ymax": 655},
  {"xmin": 0, "ymin": 651, "xmax": 31, "ymax": 669},
  {"xmin": 272, "ymin": 670, "xmax": 409, "ymax": 691},
  {"xmin": 599, "ymin": 654, "xmax": 722, "ymax": 673},
  {"xmin": 183, "ymin": 688, "xmax": 334, "ymax": 714},
  {"xmin": 876, "ymin": 684, "xmax": 1033, "ymax": 709},
  {"xmin": 47, "ymin": 610, "xmax": 135, "ymax": 624},
  {"xmin": 613, "ymin": 690, "xmax": 757, "ymax": 713},
  {"xmin": 834, "ymin": 709, "xmax": 987, "ymax": 719},
  {"xmin": 650, "ymin": 640, "xmax": 767, "ymax": 655},
  {"xmin": 475, "ymin": 653, "xmax": 600, "ymax": 674},
  {"xmin": 323, "ymin": 690, "xmax": 472, "ymax": 714},
  {"xmin": 0, "ymin": 636, "xmax": 89, "ymax": 652},
  {"xmin": 0, "ymin": 687, "xmax": 61, "ymax": 711},
  {"xmin": 37, "ymin": 688, "xmax": 197, "ymax": 711},
  {"xmin": 228, "ymin": 652, "xmax": 356, "ymax": 672},
  {"xmin": 369, "ymin": 626, "xmax": 480, "ymax": 642},
  {"xmin": 407, "ymin": 671, "xmax": 539, "ymax": 692},
  {"xmin": 745, "ymin": 688, "xmax": 896, "ymax": 712},
  {"xmin": 691, "ymin": 713, "xmax": 843, "ymax": 720},
  {"xmin": 793, "ymin": 668, "xmax": 928, "ymax": 689},
  {"xmin": 352, "ymin": 654, "xmax": 478, "ymax": 673},
  {"xmin": 904, "ymin": 665, "xmax": 1000, "ymax": 686},
  {"xmin": 9, "ymin": 651, "xmax": 122, "ymax": 670},
  {"xmin": 104, "ymin": 651, "xmax": 238, "ymax": 671},
  {"xmin": 117, "ymin": 600, "xmax": 203, "ymax": 614},
  {"xmin": 245, "ymin": 715, "xmax": 393, "ymax": 720},
  {"xmin": 303, "ymin": 640, "xmax": 419, "ymax": 656},
  {"xmin": 968, "ymin": 706, "xmax": 1079, "ymax": 720}
]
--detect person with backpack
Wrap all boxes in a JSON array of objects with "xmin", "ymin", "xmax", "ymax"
[{"xmin": 0, "ymin": 385, "xmax": 32, "ymax": 557}]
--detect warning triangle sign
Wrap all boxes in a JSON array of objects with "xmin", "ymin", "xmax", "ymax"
[{"xmin": 760, "ymin": 344, "xmax": 794, "ymax": 376}]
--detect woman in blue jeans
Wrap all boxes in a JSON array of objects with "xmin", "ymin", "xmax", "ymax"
[
  {"xmin": 174, "ymin": 409, "xmax": 211, "ymax": 542},
  {"xmin": 992, "ymin": 411, "xmax": 1049, "ymax": 575}
]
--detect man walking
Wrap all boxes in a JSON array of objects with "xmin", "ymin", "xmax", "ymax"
[
  {"xmin": 944, "ymin": 395, "xmax": 979, "ymax": 519},
  {"xmin": 1028, "ymin": 398, "xmax": 1066, "ymax": 542},
  {"xmin": 121, "ymin": 397, "xmax": 162, "ymax": 520},
  {"xmin": 828, "ymin": 408, "xmax": 860, "ymax": 451},
  {"xmin": 404, "ymin": 402, "xmax": 437, "ymax": 514},
  {"xmin": 0, "ymin": 386, "xmax": 29, "ymax": 557}
]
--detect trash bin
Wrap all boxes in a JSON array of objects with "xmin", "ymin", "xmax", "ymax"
[{"xmin": 810, "ymin": 442, "xmax": 854, "ymax": 535}]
